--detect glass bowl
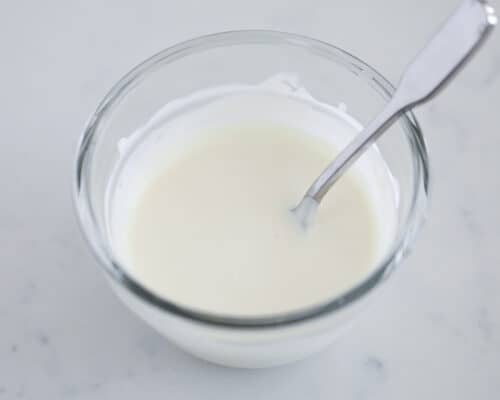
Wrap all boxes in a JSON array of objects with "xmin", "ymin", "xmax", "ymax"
[{"xmin": 74, "ymin": 30, "xmax": 429, "ymax": 368}]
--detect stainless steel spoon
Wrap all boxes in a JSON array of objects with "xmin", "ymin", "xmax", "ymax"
[{"xmin": 293, "ymin": 0, "xmax": 497, "ymax": 227}]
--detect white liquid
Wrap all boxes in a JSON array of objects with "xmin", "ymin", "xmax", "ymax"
[{"xmin": 107, "ymin": 75, "xmax": 398, "ymax": 317}]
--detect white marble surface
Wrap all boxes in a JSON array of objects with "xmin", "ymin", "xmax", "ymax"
[{"xmin": 1, "ymin": 0, "xmax": 499, "ymax": 398}]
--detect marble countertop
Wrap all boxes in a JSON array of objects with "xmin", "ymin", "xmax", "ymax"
[{"xmin": 1, "ymin": 0, "xmax": 499, "ymax": 398}]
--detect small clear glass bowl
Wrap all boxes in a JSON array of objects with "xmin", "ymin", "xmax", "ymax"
[{"xmin": 74, "ymin": 30, "xmax": 429, "ymax": 368}]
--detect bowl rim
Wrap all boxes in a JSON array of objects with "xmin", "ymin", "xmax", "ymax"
[{"xmin": 74, "ymin": 30, "xmax": 430, "ymax": 329}]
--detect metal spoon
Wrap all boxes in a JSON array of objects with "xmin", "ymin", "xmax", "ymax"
[{"xmin": 293, "ymin": 0, "xmax": 497, "ymax": 227}]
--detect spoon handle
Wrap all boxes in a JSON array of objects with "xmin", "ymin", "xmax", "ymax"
[
  {"xmin": 305, "ymin": 104, "xmax": 399, "ymax": 202},
  {"xmin": 304, "ymin": 0, "xmax": 496, "ymax": 204}
]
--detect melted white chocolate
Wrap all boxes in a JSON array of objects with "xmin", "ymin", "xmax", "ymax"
[{"xmin": 106, "ymin": 75, "xmax": 398, "ymax": 316}]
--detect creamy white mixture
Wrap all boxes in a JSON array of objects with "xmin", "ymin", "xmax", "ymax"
[{"xmin": 107, "ymin": 75, "xmax": 398, "ymax": 317}]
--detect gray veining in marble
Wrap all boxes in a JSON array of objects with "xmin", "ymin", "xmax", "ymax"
[{"xmin": 1, "ymin": 0, "xmax": 499, "ymax": 398}]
